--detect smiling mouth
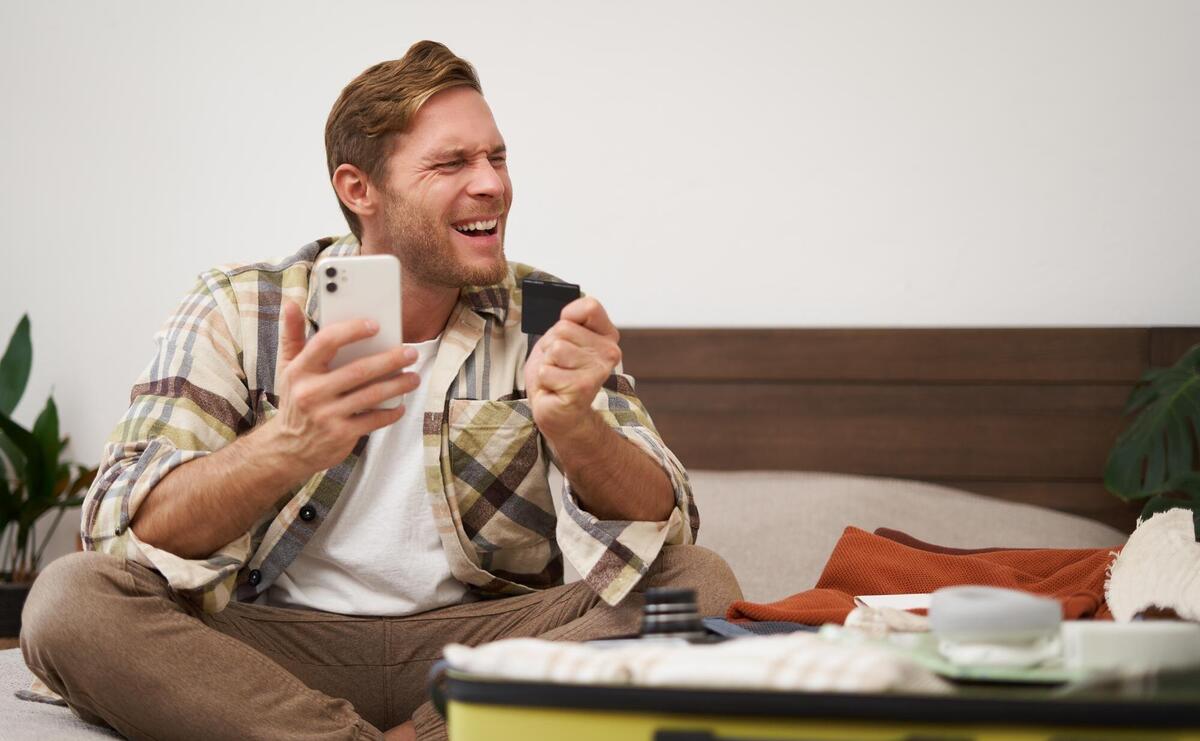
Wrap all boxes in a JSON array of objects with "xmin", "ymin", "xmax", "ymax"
[{"xmin": 452, "ymin": 218, "xmax": 499, "ymax": 237}]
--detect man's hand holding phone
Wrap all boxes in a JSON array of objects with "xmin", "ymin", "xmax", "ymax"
[{"xmin": 263, "ymin": 301, "xmax": 419, "ymax": 478}]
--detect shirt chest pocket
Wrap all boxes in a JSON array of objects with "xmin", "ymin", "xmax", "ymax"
[{"xmin": 445, "ymin": 398, "xmax": 556, "ymax": 551}]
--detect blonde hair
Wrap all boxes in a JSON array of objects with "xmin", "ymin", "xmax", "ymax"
[{"xmin": 325, "ymin": 41, "xmax": 482, "ymax": 239}]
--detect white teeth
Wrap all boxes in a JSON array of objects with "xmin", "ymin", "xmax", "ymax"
[{"xmin": 454, "ymin": 219, "xmax": 498, "ymax": 233}]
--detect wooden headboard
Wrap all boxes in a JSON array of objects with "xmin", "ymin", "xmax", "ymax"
[{"xmin": 619, "ymin": 327, "xmax": 1200, "ymax": 533}]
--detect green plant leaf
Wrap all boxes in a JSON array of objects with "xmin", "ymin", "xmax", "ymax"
[
  {"xmin": 1140, "ymin": 492, "xmax": 1200, "ymax": 536},
  {"xmin": 0, "ymin": 474, "xmax": 15, "ymax": 526},
  {"xmin": 1166, "ymin": 413, "xmax": 1196, "ymax": 479},
  {"xmin": 33, "ymin": 395, "xmax": 61, "ymax": 459},
  {"xmin": 1125, "ymin": 371, "xmax": 1164, "ymax": 414},
  {"xmin": 20, "ymin": 500, "xmax": 55, "ymax": 531},
  {"xmin": 0, "ymin": 430, "xmax": 22, "ymax": 484},
  {"xmin": 1105, "ymin": 343, "xmax": 1200, "ymax": 500},
  {"xmin": 0, "ymin": 315, "xmax": 31, "ymax": 416},
  {"xmin": 30, "ymin": 397, "xmax": 62, "ymax": 504},
  {"xmin": 1151, "ymin": 471, "xmax": 1200, "ymax": 498},
  {"xmin": 0, "ymin": 410, "xmax": 48, "ymax": 505}
]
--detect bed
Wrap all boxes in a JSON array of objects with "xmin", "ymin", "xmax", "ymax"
[{"xmin": 609, "ymin": 326, "xmax": 1200, "ymax": 601}]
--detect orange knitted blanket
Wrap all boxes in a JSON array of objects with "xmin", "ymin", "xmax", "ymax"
[{"xmin": 727, "ymin": 526, "xmax": 1120, "ymax": 625}]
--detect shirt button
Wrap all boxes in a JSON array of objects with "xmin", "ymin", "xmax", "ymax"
[
  {"xmin": 299, "ymin": 505, "xmax": 317, "ymax": 522},
  {"xmin": 248, "ymin": 569, "xmax": 262, "ymax": 586}
]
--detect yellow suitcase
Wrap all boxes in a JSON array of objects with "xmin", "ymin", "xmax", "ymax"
[{"xmin": 431, "ymin": 662, "xmax": 1200, "ymax": 741}]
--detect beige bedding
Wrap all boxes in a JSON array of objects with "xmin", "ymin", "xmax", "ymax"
[{"xmin": 558, "ymin": 469, "xmax": 1127, "ymax": 604}]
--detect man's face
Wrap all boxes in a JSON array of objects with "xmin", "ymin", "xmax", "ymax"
[{"xmin": 373, "ymin": 86, "xmax": 512, "ymax": 288}]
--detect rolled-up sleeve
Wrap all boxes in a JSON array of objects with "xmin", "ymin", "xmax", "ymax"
[
  {"xmin": 81, "ymin": 270, "xmax": 254, "ymax": 612},
  {"xmin": 555, "ymin": 369, "xmax": 698, "ymax": 606}
]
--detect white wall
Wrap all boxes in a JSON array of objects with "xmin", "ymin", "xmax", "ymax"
[{"xmin": 2, "ymin": 0, "xmax": 1198, "ymax": 565}]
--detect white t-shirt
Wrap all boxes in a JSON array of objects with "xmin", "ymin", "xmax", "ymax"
[{"xmin": 267, "ymin": 335, "xmax": 467, "ymax": 615}]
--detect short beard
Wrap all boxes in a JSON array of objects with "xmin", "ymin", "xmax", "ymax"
[{"xmin": 379, "ymin": 189, "xmax": 508, "ymax": 289}]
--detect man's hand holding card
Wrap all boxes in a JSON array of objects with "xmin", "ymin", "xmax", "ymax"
[
  {"xmin": 520, "ymin": 278, "xmax": 674, "ymax": 521},
  {"xmin": 522, "ymin": 279, "xmax": 622, "ymax": 446}
]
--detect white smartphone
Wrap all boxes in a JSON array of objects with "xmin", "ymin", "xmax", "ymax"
[{"xmin": 316, "ymin": 254, "xmax": 404, "ymax": 409}]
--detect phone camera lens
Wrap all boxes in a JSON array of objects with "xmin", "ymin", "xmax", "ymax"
[
  {"xmin": 325, "ymin": 267, "xmax": 337, "ymax": 278},
  {"xmin": 326, "ymin": 282, "xmax": 337, "ymax": 293}
]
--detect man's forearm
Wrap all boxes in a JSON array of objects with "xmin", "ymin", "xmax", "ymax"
[
  {"xmin": 548, "ymin": 412, "xmax": 675, "ymax": 522},
  {"xmin": 130, "ymin": 421, "xmax": 302, "ymax": 559}
]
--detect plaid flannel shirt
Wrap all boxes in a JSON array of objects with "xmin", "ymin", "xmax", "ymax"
[{"xmin": 81, "ymin": 235, "xmax": 697, "ymax": 614}]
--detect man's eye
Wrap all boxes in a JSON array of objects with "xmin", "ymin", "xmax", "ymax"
[
  {"xmin": 437, "ymin": 160, "xmax": 465, "ymax": 170},
  {"xmin": 489, "ymin": 155, "xmax": 507, "ymax": 166}
]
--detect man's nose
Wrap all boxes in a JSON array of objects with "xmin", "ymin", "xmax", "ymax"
[{"xmin": 467, "ymin": 160, "xmax": 505, "ymax": 199}]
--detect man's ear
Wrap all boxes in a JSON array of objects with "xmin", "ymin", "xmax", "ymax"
[{"xmin": 331, "ymin": 163, "xmax": 377, "ymax": 219}]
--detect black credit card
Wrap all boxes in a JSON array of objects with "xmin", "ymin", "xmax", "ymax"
[{"xmin": 521, "ymin": 277, "xmax": 581, "ymax": 335}]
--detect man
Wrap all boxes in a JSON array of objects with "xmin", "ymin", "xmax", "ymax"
[{"xmin": 20, "ymin": 41, "xmax": 741, "ymax": 740}]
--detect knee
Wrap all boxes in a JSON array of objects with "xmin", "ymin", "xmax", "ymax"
[
  {"xmin": 21, "ymin": 552, "xmax": 130, "ymax": 658},
  {"xmin": 656, "ymin": 545, "xmax": 744, "ymax": 615}
]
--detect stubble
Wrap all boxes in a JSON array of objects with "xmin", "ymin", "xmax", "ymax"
[{"xmin": 380, "ymin": 189, "xmax": 508, "ymax": 288}]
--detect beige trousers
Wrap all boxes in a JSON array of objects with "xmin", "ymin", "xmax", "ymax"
[{"xmin": 20, "ymin": 546, "xmax": 741, "ymax": 741}]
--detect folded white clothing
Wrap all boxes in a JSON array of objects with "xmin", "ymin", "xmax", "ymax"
[
  {"xmin": 1106, "ymin": 508, "xmax": 1200, "ymax": 622},
  {"xmin": 443, "ymin": 633, "xmax": 950, "ymax": 695}
]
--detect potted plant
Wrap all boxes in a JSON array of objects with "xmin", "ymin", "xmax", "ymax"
[
  {"xmin": 0, "ymin": 315, "xmax": 96, "ymax": 636},
  {"xmin": 1104, "ymin": 342, "xmax": 1200, "ymax": 534}
]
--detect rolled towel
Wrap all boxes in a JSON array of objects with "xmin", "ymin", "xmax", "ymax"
[{"xmin": 1106, "ymin": 508, "xmax": 1200, "ymax": 622}]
